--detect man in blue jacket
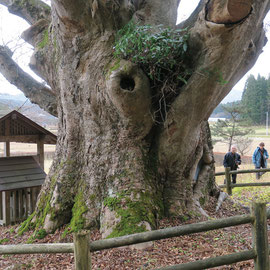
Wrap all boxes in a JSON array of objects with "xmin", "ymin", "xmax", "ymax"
[
  {"xmin": 252, "ymin": 142, "xmax": 269, "ymax": 179},
  {"xmin": 223, "ymin": 145, "xmax": 241, "ymax": 184}
]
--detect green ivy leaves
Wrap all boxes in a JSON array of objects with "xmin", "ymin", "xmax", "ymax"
[{"xmin": 113, "ymin": 21, "xmax": 190, "ymax": 84}]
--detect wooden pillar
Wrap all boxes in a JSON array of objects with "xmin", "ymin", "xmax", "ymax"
[
  {"xmin": 18, "ymin": 189, "xmax": 24, "ymax": 220},
  {"xmin": 74, "ymin": 231, "xmax": 91, "ymax": 270},
  {"xmin": 3, "ymin": 191, "xmax": 11, "ymax": 225},
  {"xmin": 25, "ymin": 188, "xmax": 30, "ymax": 217},
  {"xmin": 32, "ymin": 187, "xmax": 38, "ymax": 210},
  {"xmin": 252, "ymin": 202, "xmax": 269, "ymax": 269},
  {"xmin": 225, "ymin": 167, "xmax": 232, "ymax": 195},
  {"xmin": 37, "ymin": 137, "xmax": 45, "ymax": 170},
  {"xmin": 29, "ymin": 188, "xmax": 34, "ymax": 214},
  {"xmin": 12, "ymin": 191, "xmax": 17, "ymax": 223},
  {"xmin": 14, "ymin": 191, "xmax": 20, "ymax": 222},
  {"xmin": 4, "ymin": 118, "xmax": 11, "ymax": 157},
  {"xmin": 0, "ymin": 192, "xmax": 2, "ymax": 220},
  {"xmin": 29, "ymin": 187, "xmax": 38, "ymax": 214},
  {"xmin": 4, "ymin": 117, "xmax": 11, "ymax": 157},
  {"xmin": 4, "ymin": 142, "xmax": 10, "ymax": 157}
]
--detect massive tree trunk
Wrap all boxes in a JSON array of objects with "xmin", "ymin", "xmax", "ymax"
[{"xmin": 0, "ymin": 0, "xmax": 269, "ymax": 237}]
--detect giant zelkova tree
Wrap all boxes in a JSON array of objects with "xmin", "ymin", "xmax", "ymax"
[{"xmin": 0, "ymin": 0, "xmax": 269, "ymax": 238}]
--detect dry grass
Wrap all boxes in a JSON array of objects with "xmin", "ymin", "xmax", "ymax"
[
  {"xmin": 215, "ymin": 164, "xmax": 270, "ymax": 209},
  {"xmin": 214, "ymin": 137, "xmax": 270, "ymax": 156},
  {"xmin": 0, "ymin": 142, "xmax": 55, "ymax": 154}
]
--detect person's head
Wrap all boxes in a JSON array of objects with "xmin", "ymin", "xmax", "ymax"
[
  {"xmin": 231, "ymin": 145, "xmax": 237, "ymax": 153},
  {"xmin": 259, "ymin": 142, "xmax": 265, "ymax": 150}
]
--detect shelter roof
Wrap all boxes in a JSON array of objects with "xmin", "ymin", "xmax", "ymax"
[
  {"xmin": 0, "ymin": 110, "xmax": 57, "ymax": 144},
  {"xmin": 0, "ymin": 156, "xmax": 46, "ymax": 191}
]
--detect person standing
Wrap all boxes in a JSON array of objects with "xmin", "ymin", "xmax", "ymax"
[
  {"xmin": 223, "ymin": 145, "xmax": 241, "ymax": 184},
  {"xmin": 252, "ymin": 142, "xmax": 269, "ymax": 179}
]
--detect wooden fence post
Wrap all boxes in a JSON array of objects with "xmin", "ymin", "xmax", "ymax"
[
  {"xmin": 225, "ymin": 167, "xmax": 232, "ymax": 195},
  {"xmin": 252, "ymin": 202, "xmax": 269, "ymax": 270},
  {"xmin": 3, "ymin": 191, "xmax": 11, "ymax": 225},
  {"xmin": 73, "ymin": 230, "xmax": 91, "ymax": 270}
]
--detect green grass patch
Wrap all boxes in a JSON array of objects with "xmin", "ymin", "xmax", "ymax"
[
  {"xmin": 216, "ymin": 164, "xmax": 270, "ymax": 208},
  {"xmin": 0, "ymin": 238, "xmax": 9, "ymax": 244}
]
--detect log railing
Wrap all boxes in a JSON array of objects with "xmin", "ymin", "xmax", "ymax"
[
  {"xmin": 0, "ymin": 202, "xmax": 269, "ymax": 269},
  {"xmin": 216, "ymin": 167, "xmax": 270, "ymax": 195}
]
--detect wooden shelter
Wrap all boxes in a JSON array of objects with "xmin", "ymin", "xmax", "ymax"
[{"xmin": 0, "ymin": 110, "xmax": 57, "ymax": 225}]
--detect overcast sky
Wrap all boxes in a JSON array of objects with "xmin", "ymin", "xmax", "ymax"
[{"xmin": 0, "ymin": 0, "xmax": 270, "ymax": 101}]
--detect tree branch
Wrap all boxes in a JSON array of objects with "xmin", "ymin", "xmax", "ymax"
[
  {"xmin": 0, "ymin": 46, "xmax": 57, "ymax": 116},
  {"xmin": 51, "ymin": 0, "xmax": 91, "ymax": 34},
  {"xmin": 133, "ymin": 0, "xmax": 179, "ymax": 27},
  {"xmin": 158, "ymin": 0, "xmax": 270, "ymax": 167},
  {"xmin": 53, "ymin": 0, "xmax": 88, "ymax": 20},
  {"xmin": 206, "ymin": 0, "xmax": 252, "ymax": 24},
  {"xmin": 52, "ymin": 0, "xmax": 137, "ymax": 35},
  {"xmin": 0, "ymin": 0, "xmax": 51, "ymax": 25}
]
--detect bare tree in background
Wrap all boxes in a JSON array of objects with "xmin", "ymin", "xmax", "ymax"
[
  {"xmin": 211, "ymin": 103, "xmax": 254, "ymax": 152},
  {"xmin": 234, "ymin": 136, "xmax": 253, "ymax": 156}
]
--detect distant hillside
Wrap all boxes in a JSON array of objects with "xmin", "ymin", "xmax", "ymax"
[
  {"xmin": 0, "ymin": 93, "xmax": 58, "ymax": 128},
  {"xmin": 211, "ymin": 89, "xmax": 243, "ymax": 119},
  {"xmin": 221, "ymin": 89, "xmax": 242, "ymax": 104}
]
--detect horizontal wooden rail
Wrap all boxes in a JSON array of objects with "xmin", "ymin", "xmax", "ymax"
[
  {"xmin": 89, "ymin": 214, "xmax": 253, "ymax": 252},
  {"xmin": 215, "ymin": 168, "xmax": 270, "ymax": 176},
  {"xmin": 156, "ymin": 249, "xmax": 256, "ymax": 270},
  {"xmin": 0, "ymin": 214, "xmax": 254, "ymax": 255},
  {"xmin": 219, "ymin": 182, "xmax": 270, "ymax": 188},
  {"xmin": 0, "ymin": 243, "xmax": 73, "ymax": 254},
  {"xmin": 230, "ymin": 168, "xmax": 270, "ymax": 175},
  {"xmin": 217, "ymin": 167, "xmax": 270, "ymax": 194},
  {"xmin": 1, "ymin": 204, "xmax": 269, "ymax": 270},
  {"xmin": 215, "ymin": 171, "xmax": 227, "ymax": 176}
]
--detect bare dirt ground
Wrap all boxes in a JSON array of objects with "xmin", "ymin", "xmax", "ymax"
[{"xmin": 0, "ymin": 198, "xmax": 266, "ymax": 270}]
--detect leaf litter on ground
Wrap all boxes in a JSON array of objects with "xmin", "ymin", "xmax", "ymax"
[{"xmin": 0, "ymin": 196, "xmax": 269, "ymax": 270}]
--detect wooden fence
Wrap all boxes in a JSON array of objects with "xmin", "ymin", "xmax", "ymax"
[
  {"xmin": 216, "ymin": 167, "xmax": 270, "ymax": 195},
  {"xmin": 0, "ymin": 202, "xmax": 270, "ymax": 269}
]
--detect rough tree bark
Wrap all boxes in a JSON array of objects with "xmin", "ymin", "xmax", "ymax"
[{"xmin": 0, "ymin": 0, "xmax": 269, "ymax": 238}]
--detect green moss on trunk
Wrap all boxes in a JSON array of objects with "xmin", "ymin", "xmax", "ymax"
[
  {"xmin": 104, "ymin": 189, "xmax": 163, "ymax": 238},
  {"xmin": 37, "ymin": 29, "xmax": 49, "ymax": 49},
  {"xmin": 17, "ymin": 160, "xmax": 77, "ymax": 238},
  {"xmin": 18, "ymin": 212, "xmax": 36, "ymax": 236},
  {"xmin": 62, "ymin": 188, "xmax": 87, "ymax": 238}
]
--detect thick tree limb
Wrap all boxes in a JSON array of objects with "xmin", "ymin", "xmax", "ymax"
[
  {"xmin": 133, "ymin": 0, "xmax": 179, "ymax": 26},
  {"xmin": 21, "ymin": 19, "xmax": 49, "ymax": 46},
  {"xmin": 158, "ymin": 0, "xmax": 270, "ymax": 169},
  {"xmin": 0, "ymin": 46, "xmax": 57, "ymax": 116},
  {"xmin": 51, "ymin": 0, "xmax": 92, "ymax": 35},
  {"xmin": 53, "ymin": 0, "xmax": 89, "ymax": 21},
  {"xmin": 206, "ymin": 0, "xmax": 252, "ymax": 24},
  {"xmin": 0, "ymin": 0, "xmax": 51, "ymax": 25},
  {"xmin": 52, "ymin": 0, "xmax": 137, "ymax": 35}
]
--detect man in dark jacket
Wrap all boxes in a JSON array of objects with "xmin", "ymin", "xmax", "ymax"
[{"xmin": 223, "ymin": 145, "xmax": 241, "ymax": 184}]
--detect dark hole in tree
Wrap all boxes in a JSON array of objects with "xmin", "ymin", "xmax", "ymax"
[{"xmin": 120, "ymin": 76, "xmax": 135, "ymax": 91}]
